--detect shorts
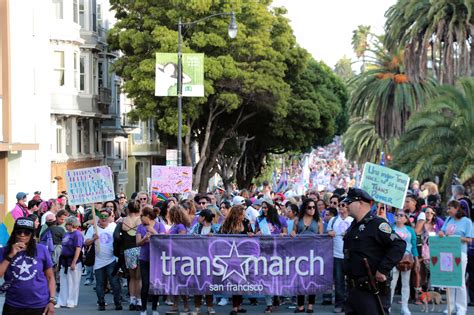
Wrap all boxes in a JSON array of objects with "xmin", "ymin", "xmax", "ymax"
[{"xmin": 124, "ymin": 247, "xmax": 140, "ymax": 270}]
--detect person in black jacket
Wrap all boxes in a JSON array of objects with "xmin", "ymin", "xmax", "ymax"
[{"xmin": 342, "ymin": 188, "xmax": 406, "ymax": 315}]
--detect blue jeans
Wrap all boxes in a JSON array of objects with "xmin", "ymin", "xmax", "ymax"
[
  {"xmin": 334, "ymin": 257, "xmax": 346, "ymax": 308},
  {"xmin": 94, "ymin": 261, "xmax": 121, "ymax": 305},
  {"xmin": 85, "ymin": 265, "xmax": 95, "ymax": 283}
]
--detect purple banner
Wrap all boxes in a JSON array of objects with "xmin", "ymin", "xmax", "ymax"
[{"xmin": 149, "ymin": 235, "xmax": 333, "ymax": 295}]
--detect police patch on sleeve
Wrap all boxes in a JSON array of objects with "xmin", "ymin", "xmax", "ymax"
[{"xmin": 378, "ymin": 222, "xmax": 392, "ymax": 233}]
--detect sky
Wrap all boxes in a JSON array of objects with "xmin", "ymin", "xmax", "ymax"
[{"xmin": 271, "ymin": 0, "xmax": 396, "ymax": 69}]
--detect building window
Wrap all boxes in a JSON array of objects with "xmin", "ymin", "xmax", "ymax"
[
  {"xmin": 98, "ymin": 61, "xmax": 103, "ymax": 88},
  {"xmin": 56, "ymin": 125, "xmax": 63, "ymax": 154},
  {"xmin": 79, "ymin": 56, "xmax": 85, "ymax": 91},
  {"xmin": 97, "ymin": 3, "xmax": 102, "ymax": 31},
  {"xmin": 95, "ymin": 122, "xmax": 100, "ymax": 152},
  {"xmin": 93, "ymin": 57, "xmax": 98, "ymax": 94},
  {"xmin": 54, "ymin": 51, "xmax": 65, "ymax": 86},
  {"xmin": 77, "ymin": 120, "xmax": 83, "ymax": 153},
  {"xmin": 79, "ymin": 0, "xmax": 85, "ymax": 28},
  {"xmin": 73, "ymin": 0, "xmax": 78, "ymax": 23},
  {"xmin": 53, "ymin": 0, "xmax": 63, "ymax": 19},
  {"xmin": 92, "ymin": 0, "xmax": 97, "ymax": 32},
  {"xmin": 74, "ymin": 52, "xmax": 78, "ymax": 88}
]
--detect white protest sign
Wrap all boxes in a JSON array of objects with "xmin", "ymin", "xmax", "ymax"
[
  {"xmin": 66, "ymin": 166, "xmax": 115, "ymax": 205},
  {"xmin": 360, "ymin": 163, "xmax": 410, "ymax": 209}
]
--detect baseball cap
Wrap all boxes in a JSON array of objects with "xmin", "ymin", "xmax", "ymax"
[
  {"xmin": 16, "ymin": 192, "xmax": 28, "ymax": 201},
  {"xmin": 14, "ymin": 217, "xmax": 36, "ymax": 232},
  {"xmin": 342, "ymin": 188, "xmax": 373, "ymax": 204},
  {"xmin": 232, "ymin": 196, "xmax": 246, "ymax": 206}
]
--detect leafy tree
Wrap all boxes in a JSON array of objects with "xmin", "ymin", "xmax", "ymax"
[
  {"xmin": 348, "ymin": 44, "xmax": 438, "ymax": 140},
  {"xmin": 351, "ymin": 25, "xmax": 372, "ymax": 71},
  {"xmin": 236, "ymin": 59, "xmax": 349, "ymax": 188},
  {"xmin": 384, "ymin": 0, "xmax": 474, "ymax": 84},
  {"xmin": 393, "ymin": 77, "xmax": 474, "ymax": 191},
  {"xmin": 108, "ymin": 0, "xmax": 309, "ymax": 191},
  {"xmin": 334, "ymin": 55, "xmax": 355, "ymax": 82},
  {"xmin": 342, "ymin": 117, "xmax": 397, "ymax": 165}
]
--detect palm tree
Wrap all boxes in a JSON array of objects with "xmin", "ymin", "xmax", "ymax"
[
  {"xmin": 349, "ymin": 45, "xmax": 438, "ymax": 140},
  {"xmin": 351, "ymin": 25, "xmax": 372, "ymax": 71},
  {"xmin": 342, "ymin": 117, "xmax": 397, "ymax": 165},
  {"xmin": 393, "ymin": 77, "xmax": 474, "ymax": 191},
  {"xmin": 384, "ymin": 0, "xmax": 474, "ymax": 85}
]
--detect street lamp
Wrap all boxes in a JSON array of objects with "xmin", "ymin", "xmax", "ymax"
[{"xmin": 177, "ymin": 12, "xmax": 237, "ymax": 166}]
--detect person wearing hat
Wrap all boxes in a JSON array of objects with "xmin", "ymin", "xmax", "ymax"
[
  {"xmin": 84, "ymin": 206, "xmax": 123, "ymax": 311},
  {"xmin": 342, "ymin": 188, "xmax": 406, "ymax": 314},
  {"xmin": 0, "ymin": 217, "xmax": 56, "ymax": 314},
  {"xmin": 9, "ymin": 192, "xmax": 30, "ymax": 221}
]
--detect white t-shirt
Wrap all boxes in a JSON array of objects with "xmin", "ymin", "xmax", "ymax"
[
  {"xmin": 85, "ymin": 222, "xmax": 117, "ymax": 270},
  {"xmin": 328, "ymin": 215, "xmax": 354, "ymax": 259}
]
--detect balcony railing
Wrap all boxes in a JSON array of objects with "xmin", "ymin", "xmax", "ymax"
[{"xmin": 97, "ymin": 87, "xmax": 112, "ymax": 104}]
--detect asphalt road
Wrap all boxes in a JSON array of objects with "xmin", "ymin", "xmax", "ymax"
[{"xmin": 0, "ymin": 276, "xmax": 469, "ymax": 314}]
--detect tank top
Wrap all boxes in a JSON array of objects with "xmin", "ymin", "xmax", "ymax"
[{"xmin": 297, "ymin": 217, "xmax": 319, "ymax": 234}]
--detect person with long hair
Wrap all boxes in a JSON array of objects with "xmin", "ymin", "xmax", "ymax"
[
  {"xmin": 219, "ymin": 205, "xmax": 252, "ymax": 315},
  {"xmin": 439, "ymin": 200, "xmax": 472, "ymax": 315},
  {"xmin": 255, "ymin": 200, "xmax": 287, "ymax": 313},
  {"xmin": 57, "ymin": 216, "xmax": 83, "ymax": 308},
  {"xmin": 190, "ymin": 209, "xmax": 218, "ymax": 314},
  {"xmin": 390, "ymin": 211, "xmax": 418, "ymax": 315},
  {"xmin": 168, "ymin": 206, "xmax": 190, "ymax": 312},
  {"xmin": 291, "ymin": 198, "xmax": 323, "ymax": 313},
  {"xmin": 159, "ymin": 199, "xmax": 175, "ymax": 232},
  {"xmin": 0, "ymin": 217, "xmax": 56, "ymax": 314},
  {"xmin": 137, "ymin": 205, "xmax": 166, "ymax": 315},
  {"xmin": 116, "ymin": 201, "xmax": 142, "ymax": 310}
]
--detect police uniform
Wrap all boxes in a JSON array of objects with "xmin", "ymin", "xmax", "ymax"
[{"xmin": 342, "ymin": 188, "xmax": 406, "ymax": 315}]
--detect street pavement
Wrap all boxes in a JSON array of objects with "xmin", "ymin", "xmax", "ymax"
[{"xmin": 1, "ymin": 276, "xmax": 462, "ymax": 315}]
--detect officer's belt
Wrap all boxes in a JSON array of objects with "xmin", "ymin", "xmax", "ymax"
[{"xmin": 346, "ymin": 276, "xmax": 371, "ymax": 291}]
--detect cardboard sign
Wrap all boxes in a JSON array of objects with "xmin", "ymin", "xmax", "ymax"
[
  {"xmin": 429, "ymin": 236, "xmax": 462, "ymax": 288},
  {"xmin": 151, "ymin": 166, "xmax": 192, "ymax": 194},
  {"xmin": 66, "ymin": 166, "xmax": 115, "ymax": 205},
  {"xmin": 360, "ymin": 163, "xmax": 410, "ymax": 209}
]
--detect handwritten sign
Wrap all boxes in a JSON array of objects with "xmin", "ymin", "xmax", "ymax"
[
  {"xmin": 151, "ymin": 166, "xmax": 192, "ymax": 194},
  {"xmin": 429, "ymin": 236, "xmax": 462, "ymax": 287},
  {"xmin": 66, "ymin": 166, "xmax": 115, "ymax": 205},
  {"xmin": 360, "ymin": 163, "xmax": 410, "ymax": 209}
]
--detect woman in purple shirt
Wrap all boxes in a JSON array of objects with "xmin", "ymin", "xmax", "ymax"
[
  {"xmin": 57, "ymin": 216, "xmax": 84, "ymax": 308},
  {"xmin": 137, "ymin": 205, "xmax": 165, "ymax": 315},
  {"xmin": 168, "ymin": 206, "xmax": 191, "ymax": 312},
  {"xmin": 0, "ymin": 217, "xmax": 56, "ymax": 315}
]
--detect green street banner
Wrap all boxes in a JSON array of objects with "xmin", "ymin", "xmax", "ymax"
[
  {"xmin": 155, "ymin": 53, "xmax": 204, "ymax": 97},
  {"xmin": 360, "ymin": 162, "xmax": 410, "ymax": 209},
  {"xmin": 429, "ymin": 236, "xmax": 462, "ymax": 288}
]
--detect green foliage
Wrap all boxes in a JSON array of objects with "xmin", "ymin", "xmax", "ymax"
[
  {"xmin": 342, "ymin": 117, "xmax": 397, "ymax": 165},
  {"xmin": 348, "ymin": 44, "xmax": 439, "ymax": 140},
  {"xmin": 334, "ymin": 56, "xmax": 355, "ymax": 82},
  {"xmin": 351, "ymin": 25, "xmax": 372, "ymax": 59},
  {"xmin": 384, "ymin": 0, "xmax": 474, "ymax": 84},
  {"xmin": 393, "ymin": 78, "xmax": 474, "ymax": 191}
]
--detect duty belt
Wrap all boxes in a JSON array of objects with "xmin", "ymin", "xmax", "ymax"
[{"xmin": 346, "ymin": 276, "xmax": 371, "ymax": 291}]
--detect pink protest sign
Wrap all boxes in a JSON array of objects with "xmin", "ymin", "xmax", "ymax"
[{"xmin": 151, "ymin": 166, "xmax": 193, "ymax": 194}]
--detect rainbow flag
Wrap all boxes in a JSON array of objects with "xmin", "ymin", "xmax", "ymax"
[{"xmin": 0, "ymin": 211, "xmax": 15, "ymax": 247}]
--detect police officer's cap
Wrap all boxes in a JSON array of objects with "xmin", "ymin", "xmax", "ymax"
[{"xmin": 342, "ymin": 188, "xmax": 373, "ymax": 204}]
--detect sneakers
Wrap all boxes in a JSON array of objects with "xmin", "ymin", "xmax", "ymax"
[
  {"xmin": 115, "ymin": 303, "xmax": 123, "ymax": 310},
  {"xmin": 334, "ymin": 307, "xmax": 344, "ymax": 313},
  {"xmin": 207, "ymin": 307, "xmax": 216, "ymax": 314},
  {"xmin": 401, "ymin": 305, "xmax": 411, "ymax": 315},
  {"xmin": 84, "ymin": 279, "xmax": 92, "ymax": 286},
  {"xmin": 218, "ymin": 297, "xmax": 229, "ymax": 306},
  {"xmin": 98, "ymin": 303, "xmax": 106, "ymax": 311}
]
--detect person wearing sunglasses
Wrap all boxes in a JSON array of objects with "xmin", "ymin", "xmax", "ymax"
[
  {"xmin": 291, "ymin": 198, "xmax": 323, "ymax": 313},
  {"xmin": 194, "ymin": 194, "xmax": 211, "ymax": 212},
  {"xmin": 84, "ymin": 207, "xmax": 123, "ymax": 311},
  {"xmin": 342, "ymin": 188, "xmax": 406, "ymax": 315},
  {"xmin": 0, "ymin": 217, "xmax": 56, "ymax": 315},
  {"xmin": 390, "ymin": 211, "xmax": 418, "ymax": 315},
  {"xmin": 136, "ymin": 192, "xmax": 150, "ymax": 210}
]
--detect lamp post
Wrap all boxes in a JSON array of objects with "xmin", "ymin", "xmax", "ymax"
[{"xmin": 177, "ymin": 12, "xmax": 237, "ymax": 166}]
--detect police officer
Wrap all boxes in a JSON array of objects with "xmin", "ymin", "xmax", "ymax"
[{"xmin": 342, "ymin": 188, "xmax": 406, "ymax": 314}]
